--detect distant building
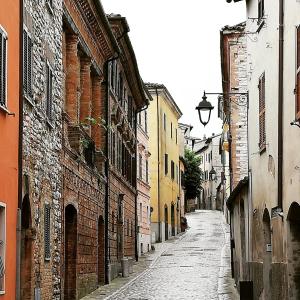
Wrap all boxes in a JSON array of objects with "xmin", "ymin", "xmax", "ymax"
[
  {"xmin": 196, "ymin": 134, "xmax": 224, "ymax": 210},
  {"xmin": 146, "ymin": 83, "xmax": 182, "ymax": 242},
  {"xmin": 136, "ymin": 100, "xmax": 152, "ymax": 256}
]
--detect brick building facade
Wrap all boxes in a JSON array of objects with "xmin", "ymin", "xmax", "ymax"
[
  {"xmin": 106, "ymin": 14, "xmax": 148, "ymax": 279},
  {"xmin": 21, "ymin": 0, "xmax": 64, "ymax": 298},
  {"xmin": 61, "ymin": 0, "xmax": 119, "ymax": 298}
]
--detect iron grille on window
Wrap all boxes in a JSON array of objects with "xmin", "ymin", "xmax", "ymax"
[
  {"xmin": 23, "ymin": 29, "xmax": 33, "ymax": 99},
  {"xmin": 46, "ymin": 63, "xmax": 53, "ymax": 120},
  {"xmin": 258, "ymin": 72, "xmax": 266, "ymax": 150},
  {"xmin": 44, "ymin": 204, "xmax": 51, "ymax": 260},
  {"xmin": 0, "ymin": 28, "xmax": 7, "ymax": 107}
]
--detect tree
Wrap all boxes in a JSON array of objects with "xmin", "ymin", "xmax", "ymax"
[{"xmin": 183, "ymin": 148, "xmax": 203, "ymax": 200}]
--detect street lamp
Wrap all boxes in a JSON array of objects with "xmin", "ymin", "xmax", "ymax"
[
  {"xmin": 196, "ymin": 91, "xmax": 248, "ymax": 127},
  {"xmin": 209, "ymin": 167, "xmax": 217, "ymax": 181},
  {"xmin": 195, "ymin": 91, "xmax": 214, "ymax": 127}
]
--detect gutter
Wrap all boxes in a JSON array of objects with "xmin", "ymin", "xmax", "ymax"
[
  {"xmin": 16, "ymin": 0, "xmax": 24, "ymax": 298},
  {"xmin": 277, "ymin": 0, "xmax": 284, "ymax": 210}
]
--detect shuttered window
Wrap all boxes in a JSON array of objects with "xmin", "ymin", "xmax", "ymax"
[
  {"xmin": 139, "ymin": 154, "xmax": 142, "ymax": 179},
  {"xmin": 165, "ymin": 153, "xmax": 168, "ymax": 175},
  {"xmin": 296, "ymin": 26, "xmax": 300, "ymax": 119},
  {"xmin": 258, "ymin": 0, "xmax": 264, "ymax": 22},
  {"xmin": 46, "ymin": 63, "xmax": 53, "ymax": 120},
  {"xmin": 44, "ymin": 204, "xmax": 51, "ymax": 260},
  {"xmin": 259, "ymin": 73, "xmax": 266, "ymax": 151},
  {"xmin": 23, "ymin": 29, "xmax": 33, "ymax": 99},
  {"xmin": 171, "ymin": 160, "xmax": 175, "ymax": 180},
  {"xmin": 0, "ymin": 27, "xmax": 7, "ymax": 107},
  {"xmin": 146, "ymin": 160, "xmax": 149, "ymax": 183}
]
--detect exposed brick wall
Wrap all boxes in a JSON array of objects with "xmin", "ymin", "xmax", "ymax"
[{"xmin": 22, "ymin": 0, "xmax": 63, "ymax": 298}]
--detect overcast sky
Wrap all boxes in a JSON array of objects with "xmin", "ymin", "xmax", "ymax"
[{"xmin": 102, "ymin": 0, "xmax": 246, "ymax": 139}]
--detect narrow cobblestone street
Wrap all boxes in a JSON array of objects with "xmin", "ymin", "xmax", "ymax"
[{"xmin": 85, "ymin": 211, "xmax": 239, "ymax": 300}]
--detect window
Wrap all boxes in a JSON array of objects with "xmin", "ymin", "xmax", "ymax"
[
  {"xmin": 175, "ymin": 129, "xmax": 178, "ymax": 144},
  {"xmin": 171, "ymin": 160, "xmax": 175, "ymax": 180},
  {"xmin": 147, "ymin": 206, "xmax": 149, "ymax": 223},
  {"xmin": 0, "ymin": 27, "xmax": 7, "ymax": 107},
  {"xmin": 118, "ymin": 194, "xmax": 124, "ymax": 223},
  {"xmin": 131, "ymin": 220, "xmax": 134, "ymax": 237},
  {"xmin": 165, "ymin": 154, "xmax": 168, "ymax": 175},
  {"xmin": 171, "ymin": 122, "xmax": 173, "ymax": 139},
  {"xmin": 145, "ymin": 110, "xmax": 148, "ymax": 133},
  {"xmin": 23, "ymin": 29, "xmax": 33, "ymax": 99},
  {"xmin": 0, "ymin": 204, "xmax": 6, "ymax": 292},
  {"xmin": 139, "ymin": 154, "xmax": 143, "ymax": 179},
  {"xmin": 112, "ymin": 212, "xmax": 115, "ymax": 232},
  {"xmin": 127, "ymin": 219, "xmax": 130, "ymax": 236},
  {"xmin": 138, "ymin": 112, "xmax": 141, "ymax": 125},
  {"xmin": 46, "ymin": 63, "xmax": 53, "ymax": 120},
  {"xmin": 176, "ymin": 165, "xmax": 179, "ymax": 183},
  {"xmin": 146, "ymin": 160, "xmax": 149, "ymax": 183},
  {"xmin": 258, "ymin": 0, "xmax": 264, "ymax": 22},
  {"xmin": 258, "ymin": 73, "xmax": 266, "ymax": 151},
  {"xmin": 44, "ymin": 204, "xmax": 51, "ymax": 260},
  {"xmin": 140, "ymin": 203, "xmax": 142, "ymax": 222},
  {"xmin": 163, "ymin": 113, "xmax": 166, "ymax": 131},
  {"xmin": 296, "ymin": 26, "xmax": 300, "ymax": 119}
]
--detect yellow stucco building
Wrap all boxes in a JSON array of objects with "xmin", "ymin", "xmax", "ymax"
[{"xmin": 146, "ymin": 83, "xmax": 182, "ymax": 242}]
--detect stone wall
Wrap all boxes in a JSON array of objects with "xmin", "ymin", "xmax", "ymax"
[{"xmin": 22, "ymin": 0, "xmax": 64, "ymax": 298}]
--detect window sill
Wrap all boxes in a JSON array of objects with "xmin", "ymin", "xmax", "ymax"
[
  {"xmin": 0, "ymin": 105, "xmax": 15, "ymax": 116},
  {"xmin": 46, "ymin": 118, "xmax": 54, "ymax": 129},
  {"xmin": 259, "ymin": 145, "xmax": 266, "ymax": 155},
  {"xmin": 257, "ymin": 20, "xmax": 265, "ymax": 34},
  {"xmin": 24, "ymin": 94, "xmax": 35, "ymax": 107},
  {"xmin": 46, "ymin": 1, "xmax": 54, "ymax": 15}
]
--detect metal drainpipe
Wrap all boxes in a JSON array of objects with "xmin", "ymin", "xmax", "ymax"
[
  {"xmin": 155, "ymin": 88, "xmax": 161, "ymax": 242},
  {"xmin": 278, "ymin": 0, "xmax": 284, "ymax": 210},
  {"xmin": 104, "ymin": 54, "xmax": 119, "ymax": 284},
  {"xmin": 16, "ymin": 0, "xmax": 24, "ymax": 298}
]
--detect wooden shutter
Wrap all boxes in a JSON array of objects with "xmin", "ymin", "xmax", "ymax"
[
  {"xmin": 44, "ymin": 204, "xmax": 51, "ymax": 260},
  {"xmin": 259, "ymin": 73, "xmax": 266, "ymax": 150},
  {"xmin": 0, "ymin": 30, "xmax": 7, "ymax": 107},
  {"xmin": 296, "ymin": 26, "xmax": 300, "ymax": 119}
]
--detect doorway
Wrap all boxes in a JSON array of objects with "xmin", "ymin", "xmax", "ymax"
[
  {"xmin": 98, "ymin": 216, "xmax": 105, "ymax": 285},
  {"xmin": 64, "ymin": 204, "xmax": 77, "ymax": 300},
  {"xmin": 263, "ymin": 208, "xmax": 272, "ymax": 300},
  {"xmin": 164, "ymin": 205, "xmax": 168, "ymax": 240},
  {"xmin": 20, "ymin": 195, "xmax": 33, "ymax": 300},
  {"xmin": 288, "ymin": 202, "xmax": 300, "ymax": 299},
  {"xmin": 171, "ymin": 204, "xmax": 175, "ymax": 236}
]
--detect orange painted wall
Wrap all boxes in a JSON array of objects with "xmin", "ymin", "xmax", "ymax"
[{"xmin": 0, "ymin": 0, "xmax": 20, "ymax": 298}]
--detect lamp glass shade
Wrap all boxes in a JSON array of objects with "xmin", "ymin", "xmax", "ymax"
[{"xmin": 196, "ymin": 93, "xmax": 214, "ymax": 126}]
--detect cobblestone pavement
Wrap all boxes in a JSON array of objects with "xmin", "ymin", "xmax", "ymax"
[{"xmin": 85, "ymin": 210, "xmax": 239, "ymax": 300}]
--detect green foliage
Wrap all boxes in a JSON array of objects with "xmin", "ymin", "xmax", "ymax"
[{"xmin": 183, "ymin": 148, "xmax": 203, "ymax": 200}]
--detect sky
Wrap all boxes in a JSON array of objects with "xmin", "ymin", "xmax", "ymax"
[{"xmin": 101, "ymin": 0, "xmax": 246, "ymax": 139}]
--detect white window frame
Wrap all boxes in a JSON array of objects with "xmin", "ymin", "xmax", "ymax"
[
  {"xmin": 0, "ymin": 202, "xmax": 7, "ymax": 295},
  {"xmin": 0, "ymin": 25, "xmax": 8, "ymax": 110}
]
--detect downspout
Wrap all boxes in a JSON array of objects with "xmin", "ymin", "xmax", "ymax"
[
  {"xmin": 104, "ymin": 54, "xmax": 119, "ymax": 284},
  {"xmin": 278, "ymin": 0, "xmax": 284, "ymax": 210},
  {"xmin": 16, "ymin": 0, "xmax": 24, "ymax": 298},
  {"xmin": 155, "ymin": 88, "xmax": 161, "ymax": 242}
]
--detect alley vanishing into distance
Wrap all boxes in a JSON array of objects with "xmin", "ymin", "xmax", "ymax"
[{"xmin": 85, "ymin": 211, "xmax": 238, "ymax": 300}]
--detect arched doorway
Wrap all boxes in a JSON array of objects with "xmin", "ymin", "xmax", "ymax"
[
  {"xmin": 263, "ymin": 208, "xmax": 272, "ymax": 300},
  {"xmin": 64, "ymin": 205, "xmax": 77, "ymax": 300},
  {"xmin": 288, "ymin": 202, "xmax": 300, "ymax": 299},
  {"xmin": 20, "ymin": 195, "xmax": 33, "ymax": 300},
  {"xmin": 171, "ymin": 204, "xmax": 175, "ymax": 236},
  {"xmin": 240, "ymin": 199, "xmax": 246, "ymax": 279},
  {"xmin": 98, "ymin": 216, "xmax": 105, "ymax": 285},
  {"xmin": 164, "ymin": 205, "xmax": 168, "ymax": 241}
]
